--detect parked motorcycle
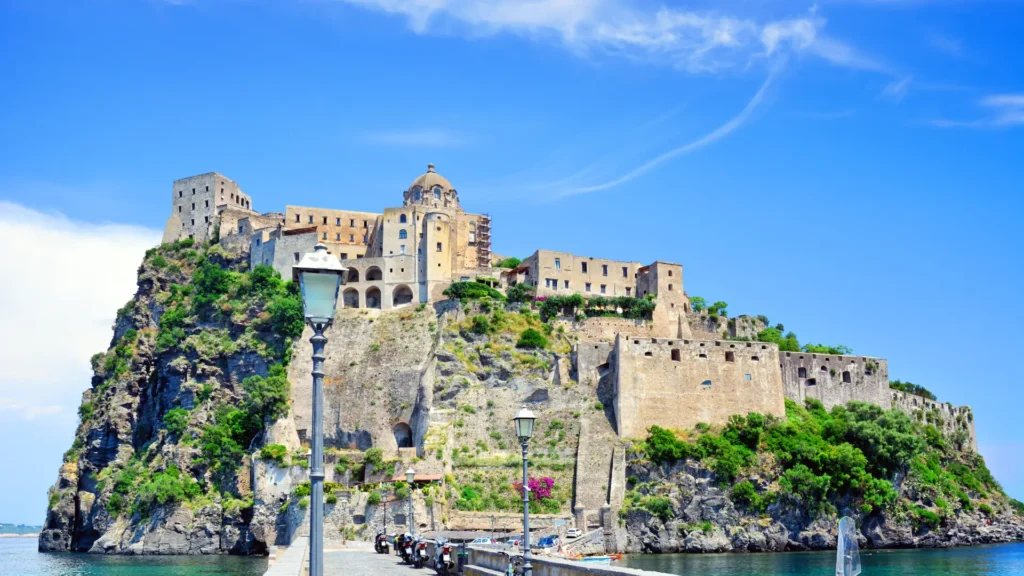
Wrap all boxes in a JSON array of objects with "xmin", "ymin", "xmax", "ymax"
[
  {"xmin": 435, "ymin": 540, "xmax": 456, "ymax": 576},
  {"xmin": 374, "ymin": 532, "xmax": 390, "ymax": 554},
  {"xmin": 414, "ymin": 538, "xmax": 429, "ymax": 569},
  {"xmin": 401, "ymin": 534, "xmax": 414, "ymax": 564}
]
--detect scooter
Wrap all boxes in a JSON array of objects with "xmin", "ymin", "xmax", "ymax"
[
  {"xmin": 414, "ymin": 538, "xmax": 429, "ymax": 569},
  {"xmin": 401, "ymin": 534, "xmax": 414, "ymax": 564},
  {"xmin": 374, "ymin": 532, "xmax": 390, "ymax": 554},
  {"xmin": 435, "ymin": 542, "xmax": 456, "ymax": 575}
]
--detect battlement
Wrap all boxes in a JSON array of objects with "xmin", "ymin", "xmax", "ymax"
[{"xmin": 779, "ymin": 351, "xmax": 890, "ymax": 410}]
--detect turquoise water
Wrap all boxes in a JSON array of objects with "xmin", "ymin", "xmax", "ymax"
[
  {"xmin": 621, "ymin": 543, "xmax": 1024, "ymax": 575},
  {"xmin": 0, "ymin": 538, "xmax": 267, "ymax": 575}
]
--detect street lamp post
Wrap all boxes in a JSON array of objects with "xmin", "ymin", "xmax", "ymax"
[
  {"xmin": 513, "ymin": 406, "xmax": 536, "ymax": 576},
  {"xmin": 406, "ymin": 468, "xmax": 416, "ymax": 537},
  {"xmin": 293, "ymin": 244, "xmax": 346, "ymax": 576}
]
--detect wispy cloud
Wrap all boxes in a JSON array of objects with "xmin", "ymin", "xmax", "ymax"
[
  {"xmin": 363, "ymin": 129, "xmax": 467, "ymax": 147},
  {"xmin": 550, "ymin": 65, "xmax": 781, "ymax": 196},
  {"xmin": 923, "ymin": 93, "xmax": 1024, "ymax": 128},
  {"xmin": 882, "ymin": 75, "xmax": 913, "ymax": 102},
  {"xmin": 929, "ymin": 33, "xmax": 966, "ymax": 60},
  {"xmin": 0, "ymin": 201, "xmax": 159, "ymax": 422},
  {"xmin": 793, "ymin": 109, "xmax": 856, "ymax": 119},
  {"xmin": 338, "ymin": 0, "xmax": 885, "ymax": 75}
]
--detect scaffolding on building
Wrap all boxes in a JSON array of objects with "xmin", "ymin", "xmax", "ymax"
[{"xmin": 476, "ymin": 214, "xmax": 492, "ymax": 268}]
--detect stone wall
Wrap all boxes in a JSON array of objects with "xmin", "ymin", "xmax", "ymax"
[
  {"xmin": 466, "ymin": 546, "xmax": 675, "ymax": 576},
  {"xmin": 613, "ymin": 336, "xmax": 785, "ymax": 438},
  {"xmin": 250, "ymin": 228, "xmax": 318, "ymax": 280},
  {"xmin": 891, "ymin": 391, "xmax": 977, "ymax": 450},
  {"xmin": 779, "ymin": 352, "xmax": 891, "ymax": 410},
  {"xmin": 574, "ymin": 341, "xmax": 614, "ymax": 388}
]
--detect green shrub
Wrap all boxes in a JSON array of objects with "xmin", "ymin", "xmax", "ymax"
[
  {"xmin": 594, "ymin": 402, "xmax": 604, "ymax": 410},
  {"xmin": 802, "ymin": 343, "xmax": 853, "ymax": 355},
  {"xmin": 888, "ymin": 380, "xmax": 937, "ymax": 401},
  {"xmin": 689, "ymin": 296, "xmax": 706, "ymax": 312},
  {"xmin": 395, "ymin": 485, "xmax": 410, "ymax": 500},
  {"xmin": 979, "ymin": 503, "xmax": 994, "ymax": 516},
  {"xmin": 506, "ymin": 283, "xmax": 535, "ymax": 304},
  {"xmin": 912, "ymin": 506, "xmax": 942, "ymax": 529},
  {"xmin": 367, "ymin": 491, "xmax": 382, "ymax": 505},
  {"xmin": 259, "ymin": 444, "xmax": 289, "ymax": 464},
  {"xmin": 163, "ymin": 408, "xmax": 190, "ymax": 435},
  {"xmin": 443, "ymin": 281, "xmax": 506, "ymax": 301},
  {"xmin": 516, "ymin": 329, "xmax": 547, "ymax": 349},
  {"xmin": 241, "ymin": 364, "xmax": 291, "ymax": 421},
  {"xmin": 364, "ymin": 447, "xmax": 384, "ymax": 468},
  {"xmin": 638, "ymin": 495, "xmax": 674, "ymax": 521},
  {"xmin": 295, "ymin": 482, "xmax": 312, "ymax": 497},
  {"xmin": 197, "ymin": 383, "xmax": 214, "ymax": 403},
  {"xmin": 470, "ymin": 315, "xmax": 491, "ymax": 334},
  {"xmin": 106, "ymin": 492, "xmax": 124, "ymax": 515},
  {"xmin": 298, "ymin": 496, "xmax": 310, "ymax": 509},
  {"xmin": 495, "ymin": 257, "xmax": 522, "ymax": 268},
  {"xmin": 326, "ymin": 493, "xmax": 338, "ymax": 505}
]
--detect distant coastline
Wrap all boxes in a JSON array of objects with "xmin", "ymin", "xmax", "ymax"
[{"xmin": 0, "ymin": 534, "xmax": 38, "ymax": 538}]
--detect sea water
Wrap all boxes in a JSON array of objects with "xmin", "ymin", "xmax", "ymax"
[
  {"xmin": 0, "ymin": 538, "xmax": 267, "ymax": 575},
  {"xmin": 621, "ymin": 542, "xmax": 1024, "ymax": 575}
]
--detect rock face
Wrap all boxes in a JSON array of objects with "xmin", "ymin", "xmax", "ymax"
[{"xmin": 619, "ymin": 458, "xmax": 1024, "ymax": 554}]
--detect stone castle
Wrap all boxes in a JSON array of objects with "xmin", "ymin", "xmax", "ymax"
[{"xmin": 162, "ymin": 165, "xmax": 976, "ymax": 450}]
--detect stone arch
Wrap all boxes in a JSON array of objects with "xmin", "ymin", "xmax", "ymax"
[
  {"xmin": 392, "ymin": 284, "xmax": 414, "ymax": 307},
  {"xmin": 366, "ymin": 266, "xmax": 383, "ymax": 281},
  {"xmin": 343, "ymin": 288, "xmax": 360, "ymax": 308},
  {"xmin": 347, "ymin": 268, "xmax": 360, "ymax": 283},
  {"xmin": 366, "ymin": 287, "xmax": 381, "ymax": 309},
  {"xmin": 393, "ymin": 422, "xmax": 413, "ymax": 448}
]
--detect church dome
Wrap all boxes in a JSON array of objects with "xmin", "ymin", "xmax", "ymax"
[
  {"xmin": 404, "ymin": 163, "xmax": 460, "ymax": 209},
  {"xmin": 407, "ymin": 163, "xmax": 453, "ymax": 193}
]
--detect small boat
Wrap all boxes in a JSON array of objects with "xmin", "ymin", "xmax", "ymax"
[{"xmin": 575, "ymin": 555, "xmax": 612, "ymax": 565}]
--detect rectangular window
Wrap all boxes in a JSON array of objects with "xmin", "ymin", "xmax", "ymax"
[
  {"xmin": 295, "ymin": 214, "xmax": 300, "ymax": 222},
  {"xmin": 564, "ymin": 280, "xmax": 569, "ymax": 288},
  {"xmin": 178, "ymin": 206, "xmax": 182, "ymax": 213},
  {"xmin": 190, "ymin": 219, "xmax": 195, "ymax": 225},
  {"xmin": 469, "ymin": 231, "xmax": 476, "ymax": 243},
  {"xmin": 191, "ymin": 203, "xmax": 195, "ymax": 210},
  {"xmin": 350, "ymin": 219, "xmax": 355, "ymax": 227},
  {"xmin": 323, "ymin": 216, "xmax": 328, "ymax": 225},
  {"xmin": 336, "ymin": 233, "xmax": 340, "ymax": 241},
  {"xmin": 726, "ymin": 351, "xmax": 736, "ymax": 362},
  {"xmin": 204, "ymin": 216, "xmax": 209, "ymax": 223},
  {"xmin": 436, "ymin": 242, "xmax": 443, "ymax": 252},
  {"xmin": 192, "ymin": 188, "xmax": 195, "ymax": 194},
  {"xmin": 239, "ymin": 225, "xmax": 244, "ymax": 234},
  {"xmin": 340, "ymin": 253, "xmax": 348, "ymax": 260},
  {"xmin": 626, "ymin": 287, "xmax": 631, "ymax": 296},
  {"xmin": 205, "ymin": 200, "xmax": 209, "ymax": 208},
  {"xmin": 363, "ymin": 220, "xmax": 368, "ymax": 228},
  {"xmin": 362, "ymin": 234, "xmax": 367, "ymax": 243},
  {"xmin": 586, "ymin": 282, "xmax": 591, "ymax": 292},
  {"xmin": 600, "ymin": 284, "xmax": 606, "ymax": 294},
  {"xmin": 356, "ymin": 254, "xmax": 363, "ymax": 259},
  {"xmin": 602, "ymin": 264, "xmax": 608, "ymax": 276},
  {"xmin": 554, "ymin": 258, "xmax": 561, "ymax": 270},
  {"xmin": 349, "ymin": 235, "xmax": 355, "ymax": 242},
  {"xmin": 178, "ymin": 191, "xmax": 183, "ymax": 198},
  {"xmin": 322, "ymin": 232, "xmax": 327, "ymax": 240},
  {"xmin": 622, "ymin": 266, "xmax": 628, "ymax": 278},
  {"xmin": 745, "ymin": 374, "xmax": 752, "ymax": 380},
  {"xmin": 582, "ymin": 262, "xmax": 588, "ymax": 273},
  {"xmin": 336, "ymin": 218, "xmax": 341, "ymax": 226},
  {"xmin": 400, "ymin": 245, "xmax": 406, "ymax": 254},
  {"xmin": 205, "ymin": 185, "xmax": 209, "ymax": 191},
  {"xmin": 308, "ymin": 215, "xmax": 314, "ymax": 224},
  {"xmin": 293, "ymin": 252, "xmax": 300, "ymax": 263}
]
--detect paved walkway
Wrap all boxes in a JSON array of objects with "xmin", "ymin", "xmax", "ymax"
[{"xmin": 325, "ymin": 547, "xmax": 428, "ymax": 575}]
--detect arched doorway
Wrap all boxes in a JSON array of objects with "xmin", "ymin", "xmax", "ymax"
[
  {"xmin": 366, "ymin": 266, "xmax": 383, "ymax": 281},
  {"xmin": 393, "ymin": 422, "xmax": 413, "ymax": 448},
  {"xmin": 343, "ymin": 288, "xmax": 359, "ymax": 308},
  {"xmin": 392, "ymin": 284, "xmax": 414, "ymax": 307},
  {"xmin": 347, "ymin": 268, "xmax": 360, "ymax": 283},
  {"xmin": 366, "ymin": 287, "xmax": 381, "ymax": 309}
]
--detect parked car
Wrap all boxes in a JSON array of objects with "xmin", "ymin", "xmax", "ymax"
[
  {"xmin": 565, "ymin": 528, "xmax": 582, "ymax": 538},
  {"xmin": 505, "ymin": 538, "xmax": 522, "ymax": 549},
  {"xmin": 470, "ymin": 537, "xmax": 497, "ymax": 545}
]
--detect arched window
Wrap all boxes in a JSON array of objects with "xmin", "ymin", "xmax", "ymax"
[
  {"xmin": 433, "ymin": 186, "xmax": 441, "ymax": 199},
  {"xmin": 399, "ymin": 214, "xmax": 407, "ymax": 223},
  {"xmin": 399, "ymin": 229, "xmax": 408, "ymax": 239},
  {"xmin": 413, "ymin": 187, "xmax": 421, "ymax": 201}
]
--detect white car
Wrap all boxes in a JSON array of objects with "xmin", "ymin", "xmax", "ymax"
[
  {"xmin": 470, "ymin": 537, "xmax": 497, "ymax": 545},
  {"xmin": 565, "ymin": 528, "xmax": 582, "ymax": 538}
]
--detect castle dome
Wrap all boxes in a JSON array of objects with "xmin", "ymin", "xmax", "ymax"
[
  {"xmin": 407, "ymin": 163, "xmax": 453, "ymax": 193},
  {"xmin": 404, "ymin": 163, "xmax": 460, "ymax": 209}
]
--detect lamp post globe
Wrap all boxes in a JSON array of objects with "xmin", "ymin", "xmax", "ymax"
[
  {"xmin": 513, "ymin": 405, "xmax": 537, "ymax": 576},
  {"xmin": 292, "ymin": 243, "xmax": 346, "ymax": 576}
]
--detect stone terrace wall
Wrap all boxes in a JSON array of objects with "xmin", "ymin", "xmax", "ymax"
[
  {"xmin": 780, "ymin": 352, "xmax": 890, "ymax": 410},
  {"xmin": 892, "ymin": 391, "xmax": 977, "ymax": 450},
  {"xmin": 613, "ymin": 336, "xmax": 785, "ymax": 438}
]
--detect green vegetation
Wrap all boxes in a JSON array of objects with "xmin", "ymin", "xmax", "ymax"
[
  {"xmin": 889, "ymin": 379, "xmax": 937, "ymax": 401},
  {"xmin": 162, "ymin": 408, "xmax": 190, "ymax": 436},
  {"xmin": 538, "ymin": 294, "xmax": 657, "ymax": 321},
  {"xmin": 494, "ymin": 257, "xmax": 522, "ymax": 269},
  {"xmin": 516, "ymin": 328, "xmax": 548, "ymax": 349},
  {"xmin": 638, "ymin": 399, "xmax": 1002, "ymax": 521},
  {"xmin": 506, "ymin": 283, "xmax": 535, "ymax": 304},
  {"xmin": 801, "ymin": 344, "xmax": 853, "ymax": 355},
  {"xmin": 367, "ymin": 491, "xmax": 382, "ymax": 505},
  {"xmin": 755, "ymin": 328, "xmax": 801, "ymax": 352},
  {"xmin": 689, "ymin": 296, "xmax": 706, "ymax": 312},
  {"xmin": 443, "ymin": 281, "xmax": 505, "ymax": 302},
  {"xmin": 259, "ymin": 444, "xmax": 289, "ymax": 464}
]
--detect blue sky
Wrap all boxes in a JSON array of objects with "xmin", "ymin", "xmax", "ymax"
[{"xmin": 1, "ymin": 0, "xmax": 1022, "ymax": 525}]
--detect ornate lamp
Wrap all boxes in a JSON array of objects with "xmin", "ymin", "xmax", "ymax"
[
  {"xmin": 291, "ymin": 243, "xmax": 346, "ymax": 576},
  {"xmin": 406, "ymin": 467, "xmax": 416, "ymax": 485},
  {"xmin": 292, "ymin": 243, "xmax": 346, "ymax": 324},
  {"xmin": 513, "ymin": 405, "xmax": 537, "ymax": 441}
]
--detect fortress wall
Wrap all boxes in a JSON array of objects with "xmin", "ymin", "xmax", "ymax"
[
  {"xmin": 575, "ymin": 341, "xmax": 614, "ymax": 388},
  {"xmin": 779, "ymin": 352, "xmax": 891, "ymax": 410},
  {"xmin": 614, "ymin": 336, "xmax": 785, "ymax": 438},
  {"xmin": 891, "ymin": 391, "xmax": 977, "ymax": 450}
]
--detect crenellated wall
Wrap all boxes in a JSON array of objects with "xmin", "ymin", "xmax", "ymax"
[
  {"xmin": 613, "ymin": 336, "xmax": 786, "ymax": 438},
  {"xmin": 779, "ymin": 352, "xmax": 891, "ymax": 410}
]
